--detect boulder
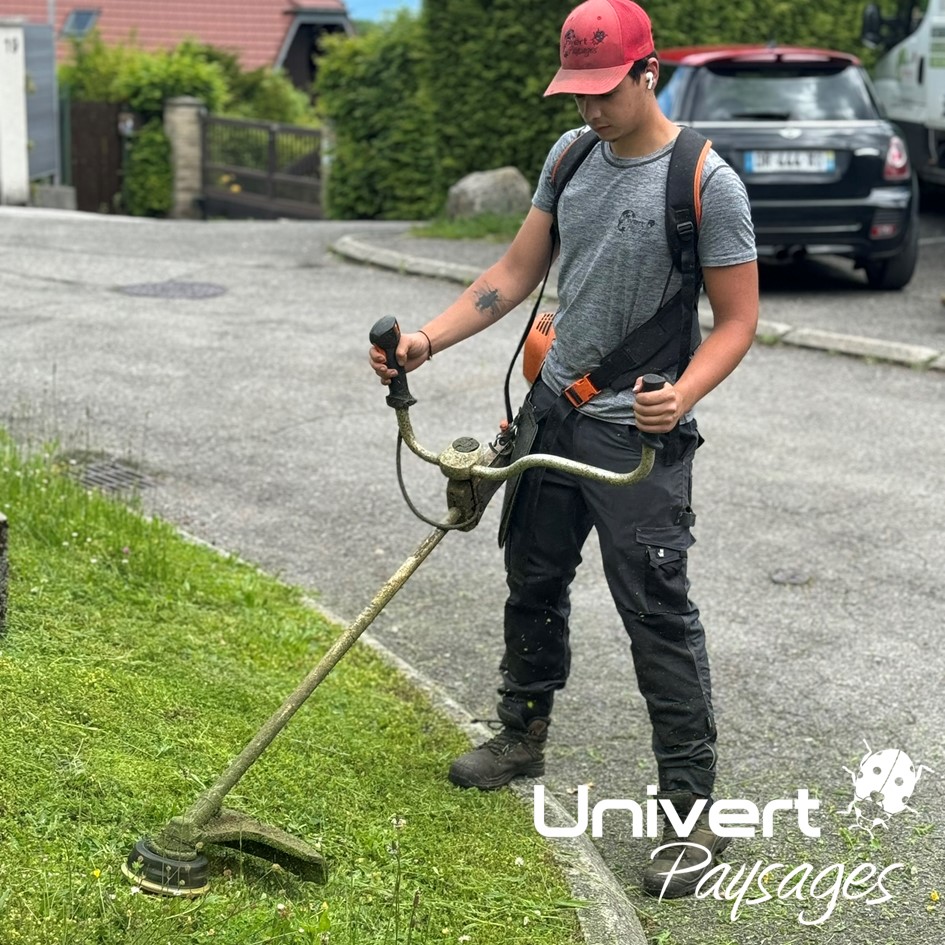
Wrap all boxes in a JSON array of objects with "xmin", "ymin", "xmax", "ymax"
[{"xmin": 446, "ymin": 166, "xmax": 531, "ymax": 219}]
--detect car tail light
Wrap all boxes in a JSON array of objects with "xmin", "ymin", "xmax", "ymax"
[{"xmin": 883, "ymin": 135, "xmax": 910, "ymax": 181}]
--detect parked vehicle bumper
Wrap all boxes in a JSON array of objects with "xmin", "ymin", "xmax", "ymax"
[{"xmin": 750, "ymin": 186, "xmax": 914, "ymax": 259}]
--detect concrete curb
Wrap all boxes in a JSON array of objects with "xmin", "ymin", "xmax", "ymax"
[
  {"xmin": 332, "ymin": 234, "xmax": 556, "ymax": 301},
  {"xmin": 333, "ymin": 235, "xmax": 484, "ymax": 288},
  {"xmin": 335, "ymin": 234, "xmax": 945, "ymax": 372}
]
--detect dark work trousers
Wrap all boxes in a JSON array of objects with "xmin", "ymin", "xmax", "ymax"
[{"xmin": 500, "ymin": 378, "xmax": 717, "ymax": 798}]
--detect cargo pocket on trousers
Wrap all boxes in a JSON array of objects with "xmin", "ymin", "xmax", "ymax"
[{"xmin": 636, "ymin": 525, "xmax": 695, "ymax": 615}]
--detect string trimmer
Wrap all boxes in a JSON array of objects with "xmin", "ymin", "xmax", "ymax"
[{"xmin": 122, "ymin": 316, "xmax": 662, "ymax": 896}]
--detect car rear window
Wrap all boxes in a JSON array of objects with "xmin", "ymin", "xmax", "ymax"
[{"xmin": 689, "ymin": 63, "xmax": 877, "ymax": 121}]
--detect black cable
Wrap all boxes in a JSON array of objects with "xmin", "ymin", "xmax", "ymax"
[
  {"xmin": 502, "ymin": 242, "xmax": 556, "ymax": 423},
  {"xmin": 395, "ymin": 433, "xmax": 477, "ymax": 531}
]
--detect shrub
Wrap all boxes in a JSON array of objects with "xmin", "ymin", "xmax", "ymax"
[
  {"xmin": 644, "ymin": 0, "xmax": 866, "ymax": 54},
  {"xmin": 62, "ymin": 34, "xmax": 229, "ymax": 119},
  {"xmin": 185, "ymin": 42, "xmax": 318, "ymax": 126},
  {"xmin": 317, "ymin": 12, "xmax": 442, "ymax": 220},
  {"xmin": 421, "ymin": 0, "xmax": 576, "ymax": 189},
  {"xmin": 115, "ymin": 43, "xmax": 230, "ymax": 119},
  {"xmin": 123, "ymin": 118, "xmax": 173, "ymax": 217},
  {"xmin": 59, "ymin": 32, "xmax": 135, "ymax": 102}
]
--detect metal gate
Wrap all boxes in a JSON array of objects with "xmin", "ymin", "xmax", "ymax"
[{"xmin": 201, "ymin": 115, "xmax": 323, "ymax": 219}]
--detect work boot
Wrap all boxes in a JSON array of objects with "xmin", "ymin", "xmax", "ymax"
[
  {"xmin": 448, "ymin": 718, "xmax": 548, "ymax": 790},
  {"xmin": 643, "ymin": 791, "xmax": 730, "ymax": 899}
]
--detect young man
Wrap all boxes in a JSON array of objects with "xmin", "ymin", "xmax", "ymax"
[{"xmin": 370, "ymin": 0, "xmax": 758, "ymax": 897}]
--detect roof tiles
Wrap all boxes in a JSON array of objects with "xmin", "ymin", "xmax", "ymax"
[{"xmin": 0, "ymin": 0, "xmax": 348, "ymax": 69}]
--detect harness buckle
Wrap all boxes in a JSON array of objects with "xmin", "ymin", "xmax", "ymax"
[{"xmin": 563, "ymin": 376, "xmax": 601, "ymax": 407}]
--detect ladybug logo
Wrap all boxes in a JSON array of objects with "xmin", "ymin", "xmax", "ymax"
[{"xmin": 843, "ymin": 740, "xmax": 934, "ymax": 835}]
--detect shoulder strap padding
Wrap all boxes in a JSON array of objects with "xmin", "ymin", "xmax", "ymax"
[
  {"xmin": 665, "ymin": 126, "xmax": 711, "ymax": 381},
  {"xmin": 665, "ymin": 126, "xmax": 712, "ymax": 265}
]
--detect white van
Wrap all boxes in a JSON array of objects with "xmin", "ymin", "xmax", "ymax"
[{"xmin": 863, "ymin": 0, "xmax": 945, "ymax": 189}]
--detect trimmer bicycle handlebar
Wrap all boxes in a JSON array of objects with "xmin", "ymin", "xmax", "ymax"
[{"xmin": 370, "ymin": 316, "xmax": 664, "ymax": 499}]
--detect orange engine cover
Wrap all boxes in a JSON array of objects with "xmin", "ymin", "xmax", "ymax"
[{"xmin": 524, "ymin": 312, "xmax": 556, "ymax": 384}]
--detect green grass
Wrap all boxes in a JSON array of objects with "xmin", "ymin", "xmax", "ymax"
[
  {"xmin": 409, "ymin": 214, "xmax": 525, "ymax": 243},
  {"xmin": 0, "ymin": 433, "xmax": 582, "ymax": 945}
]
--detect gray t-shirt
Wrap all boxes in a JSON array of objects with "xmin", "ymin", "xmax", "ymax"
[{"xmin": 532, "ymin": 126, "xmax": 756, "ymax": 422}]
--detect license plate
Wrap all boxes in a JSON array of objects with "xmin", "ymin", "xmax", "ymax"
[{"xmin": 744, "ymin": 150, "xmax": 836, "ymax": 173}]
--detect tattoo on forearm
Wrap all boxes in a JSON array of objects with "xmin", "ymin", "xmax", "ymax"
[{"xmin": 473, "ymin": 284, "xmax": 504, "ymax": 320}]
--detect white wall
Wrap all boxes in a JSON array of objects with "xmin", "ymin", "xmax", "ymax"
[{"xmin": 0, "ymin": 25, "xmax": 30, "ymax": 205}]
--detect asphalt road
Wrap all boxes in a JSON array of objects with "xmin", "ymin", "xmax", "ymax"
[{"xmin": 1, "ymin": 203, "xmax": 943, "ymax": 945}]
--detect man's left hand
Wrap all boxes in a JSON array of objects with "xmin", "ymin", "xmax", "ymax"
[{"xmin": 632, "ymin": 377, "xmax": 683, "ymax": 433}]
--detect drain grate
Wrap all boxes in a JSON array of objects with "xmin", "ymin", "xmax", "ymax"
[
  {"xmin": 59, "ymin": 452, "xmax": 156, "ymax": 494},
  {"xmin": 118, "ymin": 281, "xmax": 227, "ymax": 300},
  {"xmin": 80, "ymin": 459, "xmax": 154, "ymax": 493}
]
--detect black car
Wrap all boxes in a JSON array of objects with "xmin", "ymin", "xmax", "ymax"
[{"xmin": 658, "ymin": 45, "xmax": 919, "ymax": 290}]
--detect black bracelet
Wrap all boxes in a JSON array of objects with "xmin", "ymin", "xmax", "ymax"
[{"xmin": 418, "ymin": 329, "xmax": 434, "ymax": 362}]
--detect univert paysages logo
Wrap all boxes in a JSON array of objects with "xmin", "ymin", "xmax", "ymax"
[
  {"xmin": 843, "ymin": 739, "xmax": 934, "ymax": 836},
  {"xmin": 533, "ymin": 740, "xmax": 934, "ymax": 926}
]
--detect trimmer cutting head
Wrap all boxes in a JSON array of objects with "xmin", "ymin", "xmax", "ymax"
[
  {"xmin": 121, "ymin": 838, "xmax": 210, "ymax": 897},
  {"xmin": 123, "ymin": 808, "xmax": 327, "ymax": 896}
]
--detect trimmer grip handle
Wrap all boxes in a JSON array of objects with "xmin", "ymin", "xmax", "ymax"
[
  {"xmin": 637, "ymin": 373, "xmax": 667, "ymax": 451},
  {"xmin": 639, "ymin": 373, "xmax": 666, "ymax": 394},
  {"xmin": 370, "ymin": 315, "xmax": 416, "ymax": 409}
]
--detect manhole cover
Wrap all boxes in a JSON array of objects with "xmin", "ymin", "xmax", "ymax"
[{"xmin": 118, "ymin": 281, "xmax": 227, "ymax": 299}]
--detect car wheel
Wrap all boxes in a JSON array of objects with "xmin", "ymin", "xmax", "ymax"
[{"xmin": 862, "ymin": 219, "xmax": 919, "ymax": 291}]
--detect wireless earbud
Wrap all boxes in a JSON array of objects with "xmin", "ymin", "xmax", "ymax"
[{"xmin": 645, "ymin": 72, "xmax": 655, "ymax": 90}]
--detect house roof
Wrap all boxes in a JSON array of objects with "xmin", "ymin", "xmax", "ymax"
[{"xmin": 0, "ymin": 0, "xmax": 349, "ymax": 70}]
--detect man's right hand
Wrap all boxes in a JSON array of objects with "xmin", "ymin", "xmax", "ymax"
[{"xmin": 369, "ymin": 331, "xmax": 431, "ymax": 386}]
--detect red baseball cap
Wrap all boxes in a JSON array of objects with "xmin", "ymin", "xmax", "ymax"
[{"xmin": 544, "ymin": 0, "xmax": 655, "ymax": 97}]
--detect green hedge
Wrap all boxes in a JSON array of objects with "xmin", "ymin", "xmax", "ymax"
[
  {"xmin": 316, "ymin": 1, "xmax": 876, "ymax": 220},
  {"xmin": 421, "ymin": 0, "xmax": 577, "ymax": 189},
  {"xmin": 317, "ymin": 12, "xmax": 443, "ymax": 219},
  {"xmin": 645, "ymin": 0, "xmax": 866, "ymax": 56},
  {"xmin": 317, "ymin": 2, "xmax": 578, "ymax": 219},
  {"xmin": 123, "ymin": 118, "xmax": 173, "ymax": 217}
]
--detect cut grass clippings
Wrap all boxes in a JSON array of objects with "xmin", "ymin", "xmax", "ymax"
[{"xmin": 0, "ymin": 433, "xmax": 583, "ymax": 945}]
